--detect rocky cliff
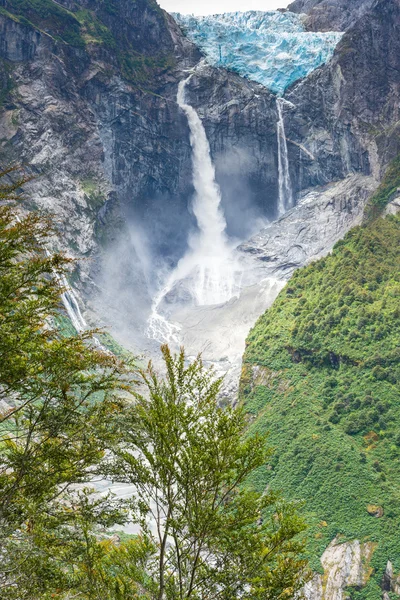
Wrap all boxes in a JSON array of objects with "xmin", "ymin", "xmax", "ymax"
[
  {"xmin": 0, "ymin": 0, "xmax": 288, "ymax": 340},
  {"xmin": 1, "ymin": 0, "xmax": 398, "ymax": 335},
  {"xmin": 284, "ymin": 0, "xmax": 400, "ymax": 200},
  {"xmin": 287, "ymin": 0, "xmax": 375, "ymax": 32}
]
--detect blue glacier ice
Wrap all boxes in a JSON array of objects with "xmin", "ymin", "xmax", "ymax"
[{"xmin": 173, "ymin": 11, "xmax": 343, "ymax": 95}]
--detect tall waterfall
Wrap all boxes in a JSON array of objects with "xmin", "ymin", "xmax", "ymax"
[
  {"xmin": 146, "ymin": 72, "xmax": 240, "ymax": 343},
  {"xmin": 276, "ymin": 97, "xmax": 294, "ymax": 215},
  {"xmin": 176, "ymin": 74, "xmax": 238, "ymax": 305}
]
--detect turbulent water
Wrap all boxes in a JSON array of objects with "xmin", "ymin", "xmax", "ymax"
[
  {"xmin": 147, "ymin": 70, "xmax": 241, "ymax": 343},
  {"xmin": 173, "ymin": 11, "xmax": 343, "ymax": 94}
]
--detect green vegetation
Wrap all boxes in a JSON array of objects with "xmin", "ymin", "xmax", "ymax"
[
  {"xmin": 108, "ymin": 346, "xmax": 309, "ymax": 600},
  {"xmin": 81, "ymin": 176, "xmax": 107, "ymax": 211},
  {"xmin": 119, "ymin": 49, "xmax": 175, "ymax": 85},
  {"xmin": 75, "ymin": 8, "xmax": 116, "ymax": 47},
  {"xmin": 0, "ymin": 168, "xmax": 133, "ymax": 598},
  {"xmin": 4, "ymin": 0, "xmax": 86, "ymax": 46},
  {"xmin": 3, "ymin": 0, "xmax": 175, "ymax": 83},
  {"xmin": 365, "ymin": 153, "xmax": 400, "ymax": 220},
  {"xmin": 0, "ymin": 169, "xmax": 307, "ymax": 598},
  {"xmin": 241, "ymin": 215, "xmax": 400, "ymax": 598}
]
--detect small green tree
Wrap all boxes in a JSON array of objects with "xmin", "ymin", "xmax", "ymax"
[{"xmin": 110, "ymin": 346, "xmax": 309, "ymax": 600}]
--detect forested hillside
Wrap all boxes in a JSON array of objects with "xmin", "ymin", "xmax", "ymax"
[{"xmin": 241, "ymin": 213, "xmax": 400, "ymax": 598}]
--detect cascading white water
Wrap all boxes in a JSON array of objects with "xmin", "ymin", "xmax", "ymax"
[
  {"xmin": 17, "ymin": 214, "xmax": 104, "ymax": 349},
  {"xmin": 60, "ymin": 275, "xmax": 87, "ymax": 333},
  {"xmin": 276, "ymin": 97, "xmax": 294, "ymax": 215},
  {"xmin": 42, "ymin": 246, "xmax": 87, "ymax": 333},
  {"xmin": 176, "ymin": 74, "xmax": 238, "ymax": 305},
  {"xmin": 14, "ymin": 214, "xmax": 86, "ymax": 333},
  {"xmin": 146, "ymin": 71, "xmax": 240, "ymax": 343}
]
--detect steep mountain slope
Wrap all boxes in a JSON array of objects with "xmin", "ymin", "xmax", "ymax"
[
  {"xmin": 241, "ymin": 211, "xmax": 400, "ymax": 599},
  {"xmin": 1, "ymin": 0, "xmax": 400, "ymax": 596},
  {"xmin": 284, "ymin": 0, "xmax": 400, "ymax": 197},
  {"xmin": 0, "ymin": 0, "xmax": 398, "ymax": 344},
  {"xmin": 0, "ymin": 0, "xmax": 289, "ymax": 341},
  {"xmin": 287, "ymin": 0, "xmax": 375, "ymax": 32}
]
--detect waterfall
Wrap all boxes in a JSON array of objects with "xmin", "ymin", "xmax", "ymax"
[
  {"xmin": 15, "ymin": 214, "xmax": 87, "ymax": 334},
  {"xmin": 14, "ymin": 214, "xmax": 108, "ymax": 352},
  {"xmin": 41, "ymin": 247, "xmax": 87, "ymax": 333},
  {"xmin": 146, "ymin": 71, "xmax": 240, "ymax": 343},
  {"xmin": 176, "ymin": 74, "xmax": 238, "ymax": 305},
  {"xmin": 276, "ymin": 97, "xmax": 294, "ymax": 215},
  {"xmin": 60, "ymin": 275, "xmax": 87, "ymax": 333}
]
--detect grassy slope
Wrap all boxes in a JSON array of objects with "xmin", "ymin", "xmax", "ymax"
[{"xmin": 241, "ymin": 215, "xmax": 400, "ymax": 599}]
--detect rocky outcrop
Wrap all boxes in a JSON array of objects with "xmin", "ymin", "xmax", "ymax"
[
  {"xmin": 284, "ymin": 0, "xmax": 400, "ymax": 198},
  {"xmin": 287, "ymin": 0, "xmax": 375, "ymax": 32},
  {"xmin": 382, "ymin": 561, "xmax": 400, "ymax": 597},
  {"xmin": 304, "ymin": 539, "xmax": 376, "ymax": 599},
  {"xmin": 239, "ymin": 174, "xmax": 377, "ymax": 280}
]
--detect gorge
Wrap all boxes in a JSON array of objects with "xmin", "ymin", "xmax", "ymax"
[{"xmin": 0, "ymin": 0, "xmax": 400, "ymax": 596}]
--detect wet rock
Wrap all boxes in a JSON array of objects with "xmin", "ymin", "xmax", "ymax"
[{"xmin": 238, "ymin": 174, "xmax": 378, "ymax": 283}]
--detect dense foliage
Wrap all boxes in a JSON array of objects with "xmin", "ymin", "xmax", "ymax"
[
  {"xmin": 365, "ymin": 153, "xmax": 400, "ymax": 220},
  {"xmin": 241, "ymin": 215, "xmax": 400, "ymax": 599},
  {"xmin": 0, "ymin": 170, "xmax": 307, "ymax": 599},
  {"xmin": 107, "ymin": 346, "xmax": 309, "ymax": 600},
  {"xmin": 0, "ymin": 171, "xmax": 133, "ymax": 598}
]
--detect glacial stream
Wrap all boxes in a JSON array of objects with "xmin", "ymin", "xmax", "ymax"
[
  {"xmin": 147, "ymin": 69, "xmax": 241, "ymax": 344},
  {"xmin": 277, "ymin": 97, "xmax": 294, "ymax": 215}
]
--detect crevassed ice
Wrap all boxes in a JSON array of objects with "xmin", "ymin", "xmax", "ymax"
[{"xmin": 173, "ymin": 11, "xmax": 343, "ymax": 95}]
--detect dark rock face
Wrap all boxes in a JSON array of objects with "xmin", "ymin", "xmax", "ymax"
[
  {"xmin": 283, "ymin": 0, "xmax": 400, "ymax": 197},
  {"xmin": 185, "ymin": 66, "xmax": 278, "ymax": 239},
  {"xmin": 0, "ymin": 0, "xmax": 282, "ymax": 271},
  {"xmin": 287, "ymin": 0, "xmax": 375, "ymax": 32}
]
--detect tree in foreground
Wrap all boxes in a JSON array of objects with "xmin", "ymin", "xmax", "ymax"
[
  {"xmin": 0, "ymin": 168, "xmax": 132, "ymax": 598},
  {"xmin": 109, "ymin": 345, "xmax": 309, "ymax": 600}
]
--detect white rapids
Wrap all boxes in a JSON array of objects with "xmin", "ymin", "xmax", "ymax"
[{"xmin": 147, "ymin": 70, "xmax": 241, "ymax": 344}]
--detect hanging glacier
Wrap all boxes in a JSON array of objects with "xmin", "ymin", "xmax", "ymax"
[{"xmin": 173, "ymin": 11, "xmax": 343, "ymax": 95}]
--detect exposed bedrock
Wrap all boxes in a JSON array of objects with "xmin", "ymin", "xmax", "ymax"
[
  {"xmin": 284, "ymin": 0, "xmax": 400, "ymax": 196},
  {"xmin": 287, "ymin": 0, "xmax": 375, "ymax": 32}
]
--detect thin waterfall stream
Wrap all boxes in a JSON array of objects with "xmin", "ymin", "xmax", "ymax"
[{"xmin": 277, "ymin": 97, "xmax": 294, "ymax": 215}]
